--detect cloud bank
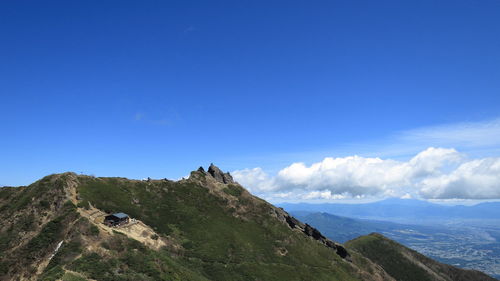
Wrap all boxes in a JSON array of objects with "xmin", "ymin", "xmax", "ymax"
[{"xmin": 232, "ymin": 147, "xmax": 500, "ymax": 201}]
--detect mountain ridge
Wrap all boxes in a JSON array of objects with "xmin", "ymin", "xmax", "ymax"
[
  {"xmin": 0, "ymin": 166, "xmax": 496, "ymax": 280},
  {"xmin": 0, "ymin": 167, "xmax": 390, "ymax": 281}
]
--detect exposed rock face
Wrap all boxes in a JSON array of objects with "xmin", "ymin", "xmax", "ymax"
[{"xmin": 207, "ymin": 163, "xmax": 234, "ymax": 184}]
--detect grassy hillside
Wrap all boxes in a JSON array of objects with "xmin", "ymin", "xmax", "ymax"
[
  {"xmin": 346, "ymin": 233, "xmax": 497, "ymax": 281},
  {"xmin": 0, "ymin": 168, "xmax": 392, "ymax": 281},
  {"xmin": 1, "ymin": 167, "xmax": 495, "ymax": 281},
  {"xmin": 74, "ymin": 172, "xmax": 361, "ymax": 281}
]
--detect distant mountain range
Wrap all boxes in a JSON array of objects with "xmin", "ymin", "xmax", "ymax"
[
  {"xmin": 287, "ymin": 207, "xmax": 500, "ymax": 278},
  {"xmin": 290, "ymin": 211, "xmax": 418, "ymax": 243},
  {"xmin": 279, "ymin": 198, "xmax": 500, "ymax": 223}
]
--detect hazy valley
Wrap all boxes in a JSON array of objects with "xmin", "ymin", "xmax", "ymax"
[{"xmin": 281, "ymin": 200, "xmax": 500, "ymax": 278}]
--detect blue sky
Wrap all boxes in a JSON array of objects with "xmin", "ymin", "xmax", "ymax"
[{"xmin": 1, "ymin": 1, "xmax": 500, "ymax": 199}]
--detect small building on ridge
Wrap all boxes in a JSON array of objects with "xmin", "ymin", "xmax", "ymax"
[{"xmin": 104, "ymin": 212, "xmax": 130, "ymax": 227}]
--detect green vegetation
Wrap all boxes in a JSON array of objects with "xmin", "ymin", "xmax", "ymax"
[
  {"xmin": 0, "ymin": 186, "xmax": 15, "ymax": 200},
  {"xmin": 347, "ymin": 234, "xmax": 433, "ymax": 281},
  {"xmin": 0, "ymin": 229, "xmax": 17, "ymax": 253},
  {"xmin": 39, "ymin": 266, "xmax": 65, "ymax": 281},
  {"xmin": 45, "ymin": 240, "xmax": 83, "ymax": 273},
  {"xmin": 68, "ymin": 253, "xmax": 112, "ymax": 281},
  {"xmin": 67, "ymin": 236, "xmax": 209, "ymax": 281},
  {"xmin": 89, "ymin": 224, "xmax": 99, "ymax": 236},
  {"xmin": 75, "ymin": 174, "xmax": 361, "ymax": 280},
  {"xmin": 77, "ymin": 200, "xmax": 90, "ymax": 210},
  {"xmin": 0, "ymin": 176, "xmax": 85, "ymax": 279},
  {"xmin": 62, "ymin": 272, "xmax": 87, "ymax": 281},
  {"xmin": 6, "ymin": 174, "xmax": 68, "ymax": 212},
  {"xmin": 222, "ymin": 184, "xmax": 243, "ymax": 197},
  {"xmin": 0, "ymin": 261, "xmax": 8, "ymax": 275},
  {"xmin": 39, "ymin": 199, "xmax": 51, "ymax": 209},
  {"xmin": 346, "ymin": 233, "xmax": 496, "ymax": 281},
  {"xmin": 5, "ymin": 171, "xmax": 492, "ymax": 281},
  {"xmin": 26, "ymin": 202, "xmax": 78, "ymax": 257}
]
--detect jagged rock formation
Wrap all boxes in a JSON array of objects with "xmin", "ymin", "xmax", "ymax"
[
  {"xmin": 269, "ymin": 206, "xmax": 351, "ymax": 260},
  {"xmin": 206, "ymin": 163, "xmax": 235, "ymax": 184}
]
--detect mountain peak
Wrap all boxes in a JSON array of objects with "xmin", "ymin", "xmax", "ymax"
[{"xmin": 207, "ymin": 163, "xmax": 235, "ymax": 184}]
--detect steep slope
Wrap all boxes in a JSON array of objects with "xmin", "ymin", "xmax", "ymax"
[
  {"xmin": 291, "ymin": 211, "xmax": 500, "ymax": 278},
  {"xmin": 346, "ymin": 233, "xmax": 497, "ymax": 281},
  {"xmin": 0, "ymin": 173, "xmax": 205, "ymax": 281},
  {"xmin": 0, "ymin": 166, "xmax": 393, "ymax": 281}
]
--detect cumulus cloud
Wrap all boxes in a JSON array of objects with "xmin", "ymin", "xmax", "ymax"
[
  {"xmin": 232, "ymin": 147, "xmax": 500, "ymax": 200},
  {"xmin": 302, "ymin": 190, "xmax": 348, "ymax": 200},
  {"xmin": 419, "ymin": 158, "xmax": 500, "ymax": 199},
  {"xmin": 231, "ymin": 167, "xmax": 276, "ymax": 192}
]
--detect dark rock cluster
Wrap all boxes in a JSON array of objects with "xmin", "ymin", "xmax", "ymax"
[
  {"xmin": 275, "ymin": 208, "xmax": 350, "ymax": 260},
  {"xmin": 202, "ymin": 163, "xmax": 235, "ymax": 184}
]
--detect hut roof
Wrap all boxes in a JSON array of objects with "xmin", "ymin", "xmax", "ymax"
[{"xmin": 113, "ymin": 212, "xmax": 129, "ymax": 219}]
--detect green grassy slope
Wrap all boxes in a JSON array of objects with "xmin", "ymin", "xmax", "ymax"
[
  {"xmin": 4, "ymin": 167, "xmax": 494, "ymax": 281},
  {"xmin": 0, "ymin": 169, "xmax": 392, "ymax": 281},
  {"xmin": 346, "ymin": 233, "xmax": 497, "ymax": 281},
  {"xmin": 0, "ymin": 174, "xmax": 208, "ymax": 281},
  {"xmin": 0, "ymin": 175, "xmax": 80, "ymax": 280},
  {"xmin": 74, "ymin": 171, "xmax": 364, "ymax": 281}
]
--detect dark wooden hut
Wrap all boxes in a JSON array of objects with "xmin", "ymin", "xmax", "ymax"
[{"xmin": 104, "ymin": 212, "xmax": 130, "ymax": 227}]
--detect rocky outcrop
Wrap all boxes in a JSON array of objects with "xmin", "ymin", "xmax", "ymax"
[
  {"xmin": 197, "ymin": 164, "xmax": 350, "ymax": 260},
  {"xmin": 273, "ymin": 207, "xmax": 351, "ymax": 260},
  {"xmin": 207, "ymin": 163, "xmax": 235, "ymax": 184}
]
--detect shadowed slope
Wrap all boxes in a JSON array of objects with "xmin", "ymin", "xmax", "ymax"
[{"xmin": 346, "ymin": 233, "xmax": 497, "ymax": 281}]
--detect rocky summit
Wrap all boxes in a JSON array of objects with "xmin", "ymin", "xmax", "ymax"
[{"xmin": 206, "ymin": 163, "xmax": 235, "ymax": 184}]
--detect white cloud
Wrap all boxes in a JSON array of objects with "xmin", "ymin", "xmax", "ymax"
[
  {"xmin": 232, "ymin": 147, "xmax": 500, "ymax": 200},
  {"xmin": 400, "ymin": 193, "xmax": 413, "ymax": 199},
  {"xmin": 419, "ymin": 158, "xmax": 500, "ymax": 199},
  {"xmin": 231, "ymin": 167, "xmax": 276, "ymax": 192},
  {"xmin": 274, "ymin": 155, "xmax": 405, "ymax": 196},
  {"xmin": 303, "ymin": 190, "xmax": 347, "ymax": 200},
  {"xmin": 406, "ymin": 147, "xmax": 462, "ymax": 177}
]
